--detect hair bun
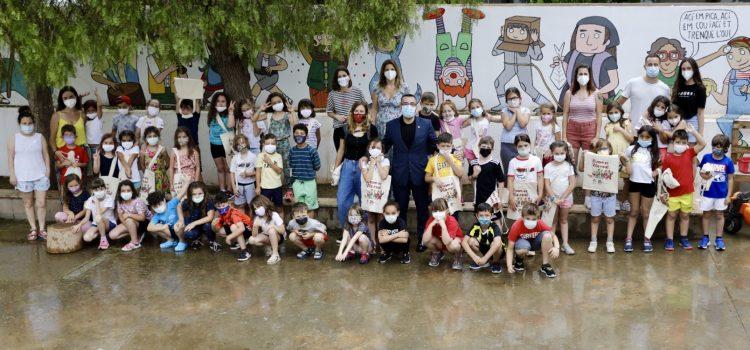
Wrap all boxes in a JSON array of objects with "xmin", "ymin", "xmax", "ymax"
[{"xmin": 18, "ymin": 105, "xmax": 31, "ymax": 115}]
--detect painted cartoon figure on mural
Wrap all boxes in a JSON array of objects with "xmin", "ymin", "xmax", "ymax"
[
  {"xmin": 300, "ymin": 34, "xmax": 349, "ymax": 108},
  {"xmin": 146, "ymin": 49, "xmax": 188, "ymax": 105},
  {"xmin": 200, "ymin": 57, "xmax": 224, "ymax": 103},
  {"xmin": 0, "ymin": 51, "xmax": 27, "ymax": 104},
  {"xmin": 91, "ymin": 53, "xmax": 147, "ymax": 107},
  {"xmin": 424, "ymin": 7, "xmax": 484, "ymax": 109},
  {"xmin": 368, "ymin": 35, "xmax": 422, "ymax": 101},
  {"xmin": 647, "ymin": 37, "xmax": 725, "ymax": 88},
  {"xmin": 551, "ymin": 16, "xmax": 620, "ymax": 105},
  {"xmin": 490, "ymin": 16, "xmax": 554, "ymax": 112},
  {"xmin": 251, "ymin": 43, "xmax": 291, "ymax": 103}
]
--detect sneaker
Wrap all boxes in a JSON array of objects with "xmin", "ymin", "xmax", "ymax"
[
  {"xmin": 624, "ymin": 239, "xmax": 634, "ymax": 253},
  {"xmin": 588, "ymin": 241, "xmax": 597, "ymax": 253},
  {"xmin": 513, "ymin": 258, "xmax": 525, "ymax": 271},
  {"xmin": 175, "ymin": 242, "xmax": 188, "ymax": 252},
  {"xmin": 643, "ymin": 239, "xmax": 654, "ymax": 253},
  {"xmin": 229, "ymin": 243, "xmax": 241, "ymax": 250},
  {"xmin": 359, "ymin": 252, "xmax": 370, "ymax": 264},
  {"xmin": 416, "ymin": 244, "xmax": 427, "ymax": 253},
  {"xmin": 121, "ymin": 242, "xmax": 141, "ymax": 252},
  {"xmin": 584, "ymin": 196, "xmax": 591, "ymax": 209},
  {"xmin": 615, "ymin": 200, "xmax": 621, "ymax": 211},
  {"xmin": 313, "ymin": 250, "xmax": 324, "ymax": 260},
  {"xmin": 265, "ymin": 246, "xmax": 273, "ymax": 257},
  {"xmin": 208, "ymin": 241, "xmax": 222, "ymax": 252},
  {"xmin": 540, "ymin": 264, "xmax": 557, "ymax": 278},
  {"xmin": 698, "ymin": 235, "xmax": 710, "ymax": 249},
  {"xmin": 160, "ymin": 240, "xmax": 178, "ymax": 249},
  {"xmin": 452, "ymin": 254, "xmax": 463, "ymax": 270},
  {"xmin": 621, "ymin": 200, "xmax": 631, "ymax": 212},
  {"xmin": 400, "ymin": 253, "xmax": 411, "ymax": 264},
  {"xmin": 562, "ymin": 243, "xmax": 575, "ymax": 255},
  {"xmin": 679, "ymin": 237, "xmax": 693, "ymax": 250},
  {"xmin": 490, "ymin": 263, "xmax": 503, "ymax": 274},
  {"xmin": 267, "ymin": 254, "xmax": 281, "ymax": 265},
  {"xmin": 469, "ymin": 262, "xmax": 490, "ymax": 270},
  {"xmin": 237, "ymin": 250, "xmax": 251, "ymax": 262},
  {"xmin": 606, "ymin": 241, "xmax": 615, "ymax": 253},
  {"xmin": 664, "ymin": 239, "xmax": 675, "ymax": 251},
  {"xmin": 98, "ymin": 238, "xmax": 110, "ymax": 250},
  {"xmin": 715, "ymin": 237, "xmax": 726, "ymax": 251},
  {"xmin": 297, "ymin": 248, "xmax": 313, "ymax": 259},
  {"xmin": 378, "ymin": 253, "xmax": 393, "ymax": 264},
  {"xmin": 428, "ymin": 252, "xmax": 442, "ymax": 267}
]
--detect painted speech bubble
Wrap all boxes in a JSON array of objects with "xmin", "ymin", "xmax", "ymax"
[{"xmin": 680, "ymin": 9, "xmax": 738, "ymax": 56}]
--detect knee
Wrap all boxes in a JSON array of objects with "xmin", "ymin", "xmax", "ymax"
[
  {"xmin": 542, "ymin": 232, "xmax": 553, "ymax": 242},
  {"xmin": 605, "ymin": 217, "xmax": 615, "ymax": 224},
  {"xmin": 358, "ymin": 236, "xmax": 369, "ymax": 245},
  {"xmin": 628, "ymin": 210, "xmax": 639, "ymax": 219},
  {"xmin": 54, "ymin": 212, "xmax": 67, "ymax": 222},
  {"xmin": 23, "ymin": 199, "xmax": 34, "ymax": 208},
  {"xmin": 559, "ymin": 216, "xmax": 568, "ymax": 224},
  {"xmin": 667, "ymin": 211, "xmax": 678, "ymax": 219},
  {"xmin": 591, "ymin": 216, "xmax": 601, "ymax": 224},
  {"xmin": 680, "ymin": 212, "xmax": 690, "ymax": 220}
]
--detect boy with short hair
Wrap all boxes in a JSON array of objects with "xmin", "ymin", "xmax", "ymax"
[
  {"xmin": 377, "ymin": 201, "xmax": 411, "ymax": 264},
  {"xmin": 662, "ymin": 126, "xmax": 705, "ymax": 251},
  {"xmin": 55, "ymin": 124, "xmax": 89, "ymax": 186},
  {"xmin": 699, "ymin": 134, "xmax": 735, "ymax": 251},
  {"xmin": 287, "ymin": 202, "xmax": 328, "ymax": 260},
  {"xmin": 289, "ymin": 124, "xmax": 322, "ymax": 217},
  {"xmin": 256, "ymin": 133, "xmax": 285, "ymax": 217},
  {"xmin": 506, "ymin": 203, "xmax": 560, "ymax": 278},
  {"xmin": 213, "ymin": 192, "xmax": 255, "ymax": 261},
  {"xmin": 418, "ymin": 92, "xmax": 441, "ymax": 135},
  {"xmin": 146, "ymin": 191, "xmax": 188, "ymax": 252},
  {"xmin": 111, "ymin": 95, "xmax": 139, "ymax": 143},
  {"xmin": 425, "ymin": 132, "xmax": 464, "ymax": 218},
  {"xmin": 462, "ymin": 203, "xmax": 505, "ymax": 273}
]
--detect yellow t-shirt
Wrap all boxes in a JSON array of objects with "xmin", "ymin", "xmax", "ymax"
[
  {"xmin": 604, "ymin": 119, "xmax": 632, "ymax": 156},
  {"xmin": 425, "ymin": 154, "xmax": 463, "ymax": 178},
  {"xmin": 256, "ymin": 152, "xmax": 283, "ymax": 189}
]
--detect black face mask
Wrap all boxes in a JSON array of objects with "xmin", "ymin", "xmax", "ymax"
[
  {"xmin": 479, "ymin": 148, "xmax": 492, "ymax": 157},
  {"xmin": 295, "ymin": 217, "xmax": 308, "ymax": 225}
]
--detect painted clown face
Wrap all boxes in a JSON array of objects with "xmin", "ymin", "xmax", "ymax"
[
  {"xmin": 438, "ymin": 63, "xmax": 471, "ymax": 98},
  {"xmin": 656, "ymin": 43, "xmax": 683, "ymax": 75},
  {"xmin": 575, "ymin": 24, "xmax": 609, "ymax": 55},
  {"xmin": 726, "ymin": 45, "xmax": 750, "ymax": 71}
]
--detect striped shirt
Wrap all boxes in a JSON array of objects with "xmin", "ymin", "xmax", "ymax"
[
  {"xmin": 568, "ymin": 92, "xmax": 597, "ymax": 122},
  {"xmin": 289, "ymin": 145, "xmax": 321, "ymax": 181},
  {"xmin": 326, "ymin": 87, "xmax": 365, "ymax": 128}
]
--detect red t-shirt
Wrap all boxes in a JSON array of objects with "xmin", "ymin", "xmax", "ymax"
[
  {"xmin": 217, "ymin": 207, "xmax": 253, "ymax": 228},
  {"xmin": 425, "ymin": 215, "xmax": 463, "ymax": 239},
  {"xmin": 661, "ymin": 147, "xmax": 696, "ymax": 197},
  {"xmin": 57, "ymin": 145, "xmax": 89, "ymax": 183},
  {"xmin": 508, "ymin": 219, "xmax": 552, "ymax": 243}
]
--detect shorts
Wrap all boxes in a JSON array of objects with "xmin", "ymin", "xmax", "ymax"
[
  {"xmin": 514, "ymin": 232, "xmax": 549, "ymax": 252},
  {"xmin": 301, "ymin": 232, "xmax": 328, "ymax": 248},
  {"xmin": 184, "ymin": 223, "xmax": 212, "ymax": 241},
  {"xmin": 261, "ymin": 187, "xmax": 283, "ymax": 207},
  {"xmin": 628, "ymin": 180, "xmax": 657, "ymax": 198},
  {"xmin": 93, "ymin": 220, "xmax": 118, "ymax": 232},
  {"xmin": 668, "ymin": 193, "xmax": 693, "ymax": 213},
  {"xmin": 132, "ymin": 181, "xmax": 141, "ymax": 190},
  {"xmin": 292, "ymin": 179, "xmax": 319, "ymax": 210},
  {"xmin": 557, "ymin": 197, "xmax": 573, "ymax": 209},
  {"xmin": 210, "ymin": 143, "xmax": 226, "ymax": 159},
  {"xmin": 590, "ymin": 194, "xmax": 617, "ymax": 217},
  {"xmin": 16, "ymin": 177, "xmax": 50, "ymax": 193},
  {"xmin": 234, "ymin": 182, "xmax": 256, "ymax": 205},
  {"xmin": 223, "ymin": 224, "xmax": 252, "ymax": 240},
  {"xmin": 700, "ymin": 196, "xmax": 728, "ymax": 212},
  {"xmin": 566, "ymin": 119, "xmax": 597, "ymax": 151},
  {"xmin": 685, "ymin": 117, "xmax": 699, "ymax": 143}
]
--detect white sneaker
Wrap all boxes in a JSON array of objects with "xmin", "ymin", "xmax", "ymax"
[
  {"xmin": 606, "ymin": 241, "xmax": 615, "ymax": 253},
  {"xmin": 621, "ymin": 201, "xmax": 631, "ymax": 212},
  {"xmin": 584, "ymin": 196, "xmax": 591, "ymax": 209},
  {"xmin": 588, "ymin": 241, "xmax": 597, "ymax": 253},
  {"xmin": 615, "ymin": 200, "xmax": 621, "ymax": 211},
  {"xmin": 562, "ymin": 243, "xmax": 575, "ymax": 255}
]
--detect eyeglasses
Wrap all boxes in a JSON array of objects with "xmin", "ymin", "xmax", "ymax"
[{"xmin": 656, "ymin": 50, "xmax": 682, "ymax": 62}]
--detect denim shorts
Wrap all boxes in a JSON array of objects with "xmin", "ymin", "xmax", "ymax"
[
  {"xmin": 16, "ymin": 177, "xmax": 51, "ymax": 193},
  {"xmin": 590, "ymin": 194, "xmax": 617, "ymax": 217},
  {"xmin": 514, "ymin": 232, "xmax": 549, "ymax": 252}
]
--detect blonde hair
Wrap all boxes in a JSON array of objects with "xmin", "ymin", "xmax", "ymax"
[
  {"xmin": 438, "ymin": 100, "xmax": 459, "ymax": 117},
  {"xmin": 429, "ymin": 198, "xmax": 449, "ymax": 212}
]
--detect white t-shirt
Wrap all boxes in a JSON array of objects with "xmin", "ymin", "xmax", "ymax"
[
  {"xmin": 507, "ymin": 155, "xmax": 543, "ymax": 184},
  {"xmin": 622, "ymin": 77, "xmax": 670, "ymax": 130},
  {"xmin": 239, "ymin": 119, "xmax": 266, "ymax": 150},
  {"xmin": 85, "ymin": 116, "xmax": 104, "ymax": 145},
  {"xmin": 255, "ymin": 211, "xmax": 284, "ymax": 234},
  {"xmin": 534, "ymin": 121, "xmax": 559, "ymax": 156},
  {"xmin": 230, "ymin": 151, "xmax": 258, "ymax": 184},
  {"xmin": 116, "ymin": 145, "xmax": 141, "ymax": 182},
  {"xmin": 626, "ymin": 145, "xmax": 655, "ymax": 184},
  {"xmin": 84, "ymin": 195, "xmax": 116, "ymax": 224},
  {"xmin": 544, "ymin": 161, "xmax": 575, "ymax": 201},
  {"xmin": 136, "ymin": 116, "xmax": 165, "ymax": 139},
  {"xmin": 360, "ymin": 157, "xmax": 390, "ymax": 171}
]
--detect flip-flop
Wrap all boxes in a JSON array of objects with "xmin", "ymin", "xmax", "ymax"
[{"xmin": 27, "ymin": 229, "xmax": 38, "ymax": 241}]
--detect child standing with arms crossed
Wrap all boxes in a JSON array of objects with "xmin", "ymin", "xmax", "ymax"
[
  {"xmin": 698, "ymin": 134, "xmax": 734, "ymax": 251},
  {"xmin": 255, "ymin": 133, "xmax": 285, "ymax": 219},
  {"xmin": 544, "ymin": 141, "xmax": 577, "ymax": 255}
]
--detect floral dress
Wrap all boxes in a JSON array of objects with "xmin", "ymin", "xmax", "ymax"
[
  {"xmin": 144, "ymin": 146, "xmax": 170, "ymax": 192},
  {"xmin": 375, "ymin": 83, "xmax": 410, "ymax": 136},
  {"xmin": 175, "ymin": 150, "xmax": 198, "ymax": 181},
  {"xmin": 268, "ymin": 113, "xmax": 292, "ymax": 185}
]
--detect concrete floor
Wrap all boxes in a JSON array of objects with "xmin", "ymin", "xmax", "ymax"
[{"xmin": 2, "ymin": 220, "xmax": 750, "ymax": 349}]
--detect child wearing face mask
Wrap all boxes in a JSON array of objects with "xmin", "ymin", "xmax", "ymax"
[
  {"xmin": 116, "ymin": 130, "xmax": 141, "ymax": 189},
  {"xmin": 230, "ymin": 134, "xmax": 258, "ymax": 214},
  {"xmin": 207, "ymin": 92, "xmax": 236, "ymax": 194},
  {"xmin": 111, "ymin": 95, "xmax": 139, "ymax": 143},
  {"xmin": 422, "ymin": 198, "xmax": 464, "ymax": 270},
  {"xmin": 139, "ymin": 127, "xmax": 169, "ymax": 195},
  {"xmin": 255, "ymin": 133, "xmax": 285, "ymax": 219},
  {"xmin": 437, "ymin": 100, "xmax": 465, "ymax": 159},
  {"xmin": 335, "ymin": 204, "xmax": 372, "ymax": 264},
  {"xmin": 136, "ymin": 99, "xmax": 165, "ymax": 142},
  {"xmin": 147, "ymin": 190, "xmax": 186, "ymax": 252},
  {"xmin": 624, "ymin": 125, "xmax": 661, "ymax": 253},
  {"xmin": 462, "ymin": 203, "xmax": 505, "ymax": 273},
  {"xmin": 55, "ymin": 124, "xmax": 89, "ymax": 187},
  {"xmin": 425, "ymin": 133, "xmax": 465, "ymax": 219},
  {"xmin": 110, "ymin": 180, "xmax": 149, "ymax": 252},
  {"xmin": 236, "ymin": 98, "xmax": 264, "ymax": 154},
  {"xmin": 498, "ymin": 88, "xmax": 532, "ymax": 173},
  {"xmin": 176, "ymin": 98, "xmax": 202, "ymax": 145},
  {"xmin": 83, "ymin": 92, "xmax": 104, "ymax": 171},
  {"xmin": 170, "ymin": 127, "xmax": 201, "ymax": 196},
  {"xmin": 544, "ymin": 141, "xmax": 577, "ymax": 255},
  {"xmin": 297, "ymin": 99, "xmax": 321, "ymax": 149},
  {"xmin": 656, "ymin": 103, "xmax": 687, "ymax": 158},
  {"xmin": 93, "ymin": 133, "xmax": 120, "ymax": 178},
  {"xmin": 506, "ymin": 203, "xmax": 560, "ymax": 278},
  {"xmin": 176, "ymin": 181, "xmax": 219, "ymax": 252},
  {"xmin": 258, "ymin": 92, "xmax": 297, "ymax": 202},
  {"xmin": 507, "ymin": 134, "xmax": 544, "ymax": 219},
  {"xmin": 469, "ymin": 137, "xmax": 506, "ymax": 211},
  {"xmin": 287, "ymin": 202, "xmax": 328, "ymax": 260},
  {"xmin": 289, "ymin": 124, "xmax": 321, "ymax": 216},
  {"xmin": 361, "ymin": 138, "xmax": 391, "ymax": 249},
  {"xmin": 418, "ymin": 92, "xmax": 441, "ymax": 135},
  {"xmin": 533, "ymin": 103, "xmax": 561, "ymax": 166},
  {"xmin": 642, "ymin": 96, "xmax": 671, "ymax": 153},
  {"xmin": 82, "ymin": 178, "xmax": 117, "ymax": 250},
  {"xmin": 55, "ymin": 174, "xmax": 92, "ymax": 236},
  {"xmin": 698, "ymin": 134, "xmax": 734, "ymax": 251},
  {"xmin": 460, "ymin": 98, "xmax": 493, "ymax": 162},
  {"xmin": 248, "ymin": 195, "xmax": 286, "ymax": 265},
  {"xmin": 377, "ymin": 201, "xmax": 410, "ymax": 264},
  {"xmin": 662, "ymin": 127, "xmax": 706, "ymax": 251},
  {"xmin": 212, "ymin": 191, "xmax": 255, "ymax": 261},
  {"xmin": 603, "ymin": 102, "xmax": 634, "ymax": 211}
]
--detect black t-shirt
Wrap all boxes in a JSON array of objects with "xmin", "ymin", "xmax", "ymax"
[
  {"xmin": 400, "ymin": 118, "xmax": 417, "ymax": 149},
  {"xmin": 98, "ymin": 154, "xmax": 120, "ymax": 178},
  {"xmin": 673, "ymin": 83, "xmax": 707, "ymax": 120},
  {"xmin": 344, "ymin": 124, "xmax": 379, "ymax": 160},
  {"xmin": 68, "ymin": 191, "xmax": 91, "ymax": 215},
  {"xmin": 378, "ymin": 218, "xmax": 407, "ymax": 235},
  {"xmin": 177, "ymin": 112, "xmax": 201, "ymax": 145},
  {"xmin": 467, "ymin": 222, "xmax": 503, "ymax": 249},
  {"xmin": 469, "ymin": 159, "xmax": 506, "ymax": 204},
  {"xmin": 419, "ymin": 112, "xmax": 441, "ymax": 132}
]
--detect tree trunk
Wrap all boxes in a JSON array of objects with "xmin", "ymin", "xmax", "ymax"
[
  {"xmin": 206, "ymin": 41, "xmax": 253, "ymax": 102},
  {"xmin": 27, "ymin": 82, "xmax": 54, "ymax": 139}
]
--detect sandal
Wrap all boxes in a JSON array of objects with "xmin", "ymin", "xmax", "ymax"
[
  {"xmin": 38, "ymin": 230, "xmax": 47, "ymax": 241},
  {"xmin": 121, "ymin": 242, "xmax": 141, "ymax": 252},
  {"xmin": 98, "ymin": 238, "xmax": 110, "ymax": 250},
  {"xmin": 27, "ymin": 229, "xmax": 38, "ymax": 241}
]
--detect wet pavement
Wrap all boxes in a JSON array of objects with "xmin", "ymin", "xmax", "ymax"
[{"xmin": 2, "ymin": 219, "xmax": 750, "ymax": 349}]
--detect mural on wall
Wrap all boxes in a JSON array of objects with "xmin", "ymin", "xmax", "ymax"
[
  {"xmin": 368, "ymin": 35, "xmax": 422, "ymax": 101},
  {"xmin": 300, "ymin": 34, "xmax": 349, "ymax": 108},
  {"xmin": 251, "ymin": 44, "xmax": 290, "ymax": 103},
  {"xmin": 0, "ymin": 50, "xmax": 27, "ymax": 105},
  {"xmin": 424, "ymin": 7, "xmax": 484, "ymax": 109},
  {"xmin": 91, "ymin": 53, "xmax": 147, "ymax": 107},
  {"xmin": 199, "ymin": 57, "xmax": 224, "ymax": 102},
  {"xmin": 145, "ymin": 49, "xmax": 188, "ymax": 105}
]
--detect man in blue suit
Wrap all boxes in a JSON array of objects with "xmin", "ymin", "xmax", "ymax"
[{"xmin": 383, "ymin": 94, "xmax": 437, "ymax": 252}]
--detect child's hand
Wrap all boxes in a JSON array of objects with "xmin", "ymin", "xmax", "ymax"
[
  {"xmin": 472, "ymin": 165, "xmax": 482, "ymax": 178},
  {"xmin": 509, "ymin": 197, "xmax": 517, "ymax": 211},
  {"xmin": 507, "ymin": 263, "xmax": 515, "ymax": 274},
  {"xmin": 255, "ymin": 188, "xmax": 261, "ymax": 196},
  {"xmin": 335, "ymin": 253, "xmax": 345, "ymax": 262},
  {"xmin": 225, "ymin": 237, "xmax": 232, "ymax": 245},
  {"xmin": 549, "ymin": 246, "xmax": 560, "ymax": 259},
  {"xmin": 725, "ymin": 197, "xmax": 732, "ymax": 206},
  {"xmin": 263, "ymin": 154, "xmax": 272, "ymax": 163},
  {"xmin": 685, "ymin": 123, "xmax": 697, "ymax": 134},
  {"xmin": 659, "ymin": 193, "xmax": 669, "ymax": 204},
  {"xmin": 228, "ymin": 101, "xmax": 236, "ymax": 113}
]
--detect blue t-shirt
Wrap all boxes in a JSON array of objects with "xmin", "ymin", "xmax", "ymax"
[
  {"xmin": 181, "ymin": 199, "xmax": 216, "ymax": 223},
  {"xmin": 209, "ymin": 114, "xmax": 231, "ymax": 145},
  {"xmin": 700, "ymin": 154, "xmax": 735, "ymax": 199},
  {"xmin": 150, "ymin": 198, "xmax": 181, "ymax": 227}
]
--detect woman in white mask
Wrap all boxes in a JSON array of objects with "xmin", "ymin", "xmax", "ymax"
[
  {"xmin": 371, "ymin": 59, "xmax": 411, "ymax": 137},
  {"xmin": 49, "ymin": 86, "xmax": 86, "ymax": 153},
  {"xmin": 327, "ymin": 67, "xmax": 365, "ymax": 152},
  {"xmin": 670, "ymin": 58, "xmax": 707, "ymax": 145}
]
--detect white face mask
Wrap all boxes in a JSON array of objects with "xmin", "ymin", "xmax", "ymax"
[
  {"xmin": 20, "ymin": 124, "xmax": 34, "ymax": 134},
  {"xmin": 181, "ymin": 112, "xmax": 194, "ymax": 119},
  {"xmin": 254, "ymin": 206, "xmax": 266, "ymax": 217},
  {"xmin": 517, "ymin": 146, "xmax": 530, "ymax": 157},
  {"xmin": 300, "ymin": 109, "xmax": 313, "ymax": 118},
  {"xmin": 147, "ymin": 106, "xmax": 160, "ymax": 116},
  {"xmin": 63, "ymin": 98, "xmax": 77, "ymax": 109},
  {"xmin": 442, "ymin": 112, "xmax": 455, "ymax": 122},
  {"xmin": 215, "ymin": 106, "xmax": 227, "ymax": 113},
  {"xmin": 177, "ymin": 137, "xmax": 189, "ymax": 146},
  {"xmin": 242, "ymin": 110, "xmax": 254, "ymax": 118},
  {"xmin": 86, "ymin": 112, "xmax": 98, "ymax": 119},
  {"xmin": 192, "ymin": 195, "xmax": 204, "ymax": 204},
  {"xmin": 653, "ymin": 108, "xmax": 666, "ymax": 118},
  {"xmin": 674, "ymin": 144, "xmax": 688, "ymax": 154},
  {"xmin": 432, "ymin": 211, "xmax": 446, "ymax": 221},
  {"xmin": 470, "ymin": 107, "xmax": 483, "ymax": 117},
  {"xmin": 439, "ymin": 148, "xmax": 451, "ymax": 156},
  {"xmin": 102, "ymin": 144, "xmax": 115, "ymax": 152},
  {"xmin": 153, "ymin": 204, "xmax": 167, "ymax": 214},
  {"xmin": 146, "ymin": 137, "xmax": 159, "ymax": 146},
  {"xmin": 384, "ymin": 214, "xmax": 398, "ymax": 224},
  {"xmin": 121, "ymin": 141, "xmax": 134, "ymax": 149},
  {"xmin": 337, "ymin": 76, "xmax": 350, "ymax": 87},
  {"xmin": 577, "ymin": 75, "xmax": 590, "ymax": 86},
  {"xmin": 508, "ymin": 98, "xmax": 521, "ymax": 108},
  {"xmin": 272, "ymin": 102, "xmax": 284, "ymax": 112},
  {"xmin": 553, "ymin": 154, "xmax": 566, "ymax": 163},
  {"xmin": 668, "ymin": 117, "xmax": 681, "ymax": 126},
  {"xmin": 120, "ymin": 192, "xmax": 132, "ymax": 201},
  {"xmin": 682, "ymin": 69, "xmax": 694, "ymax": 81},
  {"xmin": 117, "ymin": 108, "xmax": 129, "ymax": 115},
  {"xmin": 348, "ymin": 215, "xmax": 362, "ymax": 225},
  {"xmin": 384, "ymin": 70, "xmax": 397, "ymax": 81},
  {"xmin": 368, "ymin": 148, "xmax": 382, "ymax": 157},
  {"xmin": 94, "ymin": 190, "xmax": 106, "ymax": 200},
  {"xmin": 263, "ymin": 144, "xmax": 276, "ymax": 154},
  {"xmin": 608, "ymin": 113, "xmax": 621, "ymax": 122},
  {"xmin": 523, "ymin": 219, "xmax": 538, "ymax": 230}
]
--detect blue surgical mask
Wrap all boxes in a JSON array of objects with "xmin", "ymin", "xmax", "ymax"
[
  {"xmin": 646, "ymin": 66, "xmax": 660, "ymax": 78},
  {"xmin": 712, "ymin": 148, "xmax": 725, "ymax": 157},
  {"xmin": 478, "ymin": 217, "xmax": 492, "ymax": 226},
  {"xmin": 638, "ymin": 139, "xmax": 652, "ymax": 148},
  {"xmin": 401, "ymin": 105, "xmax": 416, "ymax": 118}
]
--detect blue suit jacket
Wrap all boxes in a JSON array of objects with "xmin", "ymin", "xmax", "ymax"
[{"xmin": 383, "ymin": 116, "xmax": 437, "ymax": 187}]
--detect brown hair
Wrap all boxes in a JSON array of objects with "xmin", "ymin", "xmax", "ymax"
[
  {"xmin": 347, "ymin": 101, "xmax": 370, "ymax": 135},
  {"xmin": 521, "ymin": 203, "xmax": 540, "ymax": 217},
  {"xmin": 377, "ymin": 59, "xmax": 402, "ymax": 90},
  {"xmin": 429, "ymin": 198, "xmax": 449, "ymax": 212}
]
